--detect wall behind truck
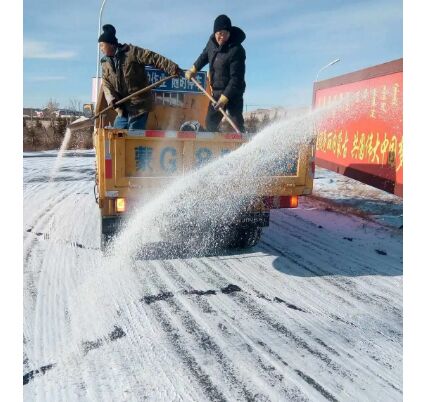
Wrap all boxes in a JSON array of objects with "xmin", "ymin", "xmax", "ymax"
[{"xmin": 313, "ymin": 59, "xmax": 403, "ymax": 197}]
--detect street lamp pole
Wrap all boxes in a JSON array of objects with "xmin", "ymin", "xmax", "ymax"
[
  {"xmin": 315, "ymin": 58, "xmax": 340, "ymax": 82},
  {"xmin": 95, "ymin": 0, "xmax": 107, "ymax": 108}
]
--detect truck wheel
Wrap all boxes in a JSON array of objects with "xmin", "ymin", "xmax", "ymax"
[
  {"xmin": 100, "ymin": 215, "xmax": 120, "ymax": 254},
  {"xmin": 233, "ymin": 226, "xmax": 262, "ymax": 249},
  {"xmin": 101, "ymin": 233, "xmax": 113, "ymax": 253}
]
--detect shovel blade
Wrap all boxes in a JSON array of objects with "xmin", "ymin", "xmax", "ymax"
[{"xmin": 67, "ymin": 117, "xmax": 95, "ymax": 131}]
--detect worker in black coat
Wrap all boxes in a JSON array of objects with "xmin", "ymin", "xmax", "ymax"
[{"xmin": 186, "ymin": 15, "xmax": 246, "ymax": 132}]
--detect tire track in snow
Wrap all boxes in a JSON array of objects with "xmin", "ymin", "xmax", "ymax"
[
  {"xmin": 180, "ymin": 257, "xmax": 401, "ymax": 399},
  {"xmin": 264, "ymin": 220, "xmax": 403, "ymax": 332},
  {"xmin": 30, "ymin": 246, "xmax": 81, "ymax": 400},
  {"xmin": 141, "ymin": 260, "xmax": 268, "ymax": 402},
  {"xmin": 228, "ymin": 251, "xmax": 401, "ymax": 383},
  {"xmin": 259, "ymin": 231, "xmax": 402, "ymax": 343},
  {"xmin": 192, "ymin": 261, "xmax": 352, "ymax": 379},
  {"xmin": 260, "ymin": 233, "xmax": 402, "ymax": 327},
  {"xmin": 23, "ymin": 152, "xmax": 402, "ymax": 400},
  {"xmin": 213, "ymin": 231, "xmax": 401, "ymax": 398},
  {"xmin": 186, "ymin": 261, "xmax": 348, "ymax": 400},
  {"xmin": 23, "ymin": 182, "xmax": 92, "ymax": 385},
  {"xmin": 221, "ymin": 253, "xmax": 363, "ymax": 355},
  {"xmin": 153, "ymin": 259, "xmax": 326, "ymax": 401},
  {"xmin": 137, "ymin": 262, "xmax": 229, "ymax": 401},
  {"xmin": 24, "ymin": 181, "xmax": 82, "ymax": 264},
  {"xmin": 97, "ymin": 273, "xmax": 197, "ymax": 401},
  {"xmin": 250, "ymin": 242, "xmax": 402, "ymax": 394}
]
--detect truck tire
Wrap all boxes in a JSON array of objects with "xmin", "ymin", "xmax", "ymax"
[
  {"xmin": 100, "ymin": 215, "xmax": 120, "ymax": 253},
  {"xmin": 232, "ymin": 225, "xmax": 262, "ymax": 249},
  {"xmin": 101, "ymin": 233, "xmax": 113, "ymax": 253}
]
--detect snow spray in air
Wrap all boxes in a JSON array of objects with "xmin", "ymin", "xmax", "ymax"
[
  {"xmin": 67, "ymin": 112, "xmax": 316, "ymax": 348},
  {"xmin": 110, "ymin": 112, "xmax": 316, "ymax": 261},
  {"xmin": 49, "ymin": 127, "xmax": 73, "ymax": 181},
  {"xmin": 67, "ymin": 98, "xmax": 359, "ymax": 351},
  {"xmin": 111, "ymin": 98, "xmax": 364, "ymax": 261}
]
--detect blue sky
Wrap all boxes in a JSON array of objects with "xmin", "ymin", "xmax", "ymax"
[{"xmin": 23, "ymin": 0, "xmax": 402, "ymax": 110}]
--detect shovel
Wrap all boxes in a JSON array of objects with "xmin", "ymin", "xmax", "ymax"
[
  {"xmin": 190, "ymin": 77, "xmax": 241, "ymax": 134},
  {"xmin": 68, "ymin": 75, "xmax": 175, "ymax": 131}
]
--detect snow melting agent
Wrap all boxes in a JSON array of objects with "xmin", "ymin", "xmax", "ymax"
[
  {"xmin": 111, "ymin": 99, "xmax": 358, "ymax": 262},
  {"xmin": 67, "ymin": 97, "xmax": 360, "ymax": 362},
  {"xmin": 49, "ymin": 127, "xmax": 73, "ymax": 181}
]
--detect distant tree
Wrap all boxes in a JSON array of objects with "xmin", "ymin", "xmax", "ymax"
[
  {"xmin": 35, "ymin": 118, "xmax": 43, "ymax": 129},
  {"xmin": 245, "ymin": 113, "xmax": 260, "ymax": 133},
  {"xmin": 44, "ymin": 98, "xmax": 60, "ymax": 119},
  {"xmin": 50, "ymin": 117, "xmax": 67, "ymax": 147},
  {"xmin": 26, "ymin": 127, "xmax": 40, "ymax": 147},
  {"xmin": 68, "ymin": 98, "xmax": 82, "ymax": 114},
  {"xmin": 260, "ymin": 113, "xmax": 271, "ymax": 130},
  {"xmin": 54, "ymin": 116, "xmax": 67, "ymax": 136},
  {"xmin": 272, "ymin": 110, "xmax": 279, "ymax": 122}
]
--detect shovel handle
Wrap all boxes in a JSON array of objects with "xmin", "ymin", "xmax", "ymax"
[
  {"xmin": 190, "ymin": 77, "xmax": 241, "ymax": 134},
  {"xmin": 95, "ymin": 74, "xmax": 176, "ymax": 119},
  {"xmin": 69, "ymin": 74, "xmax": 177, "ymax": 130}
]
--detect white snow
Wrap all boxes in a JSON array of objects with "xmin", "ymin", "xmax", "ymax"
[
  {"xmin": 313, "ymin": 167, "xmax": 402, "ymax": 228},
  {"xmin": 23, "ymin": 107, "xmax": 402, "ymax": 401}
]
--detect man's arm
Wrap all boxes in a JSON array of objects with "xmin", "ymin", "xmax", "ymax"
[
  {"xmin": 133, "ymin": 46, "xmax": 179, "ymax": 76},
  {"xmin": 185, "ymin": 42, "xmax": 209, "ymax": 80},
  {"xmin": 222, "ymin": 46, "xmax": 246, "ymax": 100},
  {"xmin": 193, "ymin": 42, "xmax": 209, "ymax": 71},
  {"xmin": 100, "ymin": 63, "xmax": 119, "ymax": 105}
]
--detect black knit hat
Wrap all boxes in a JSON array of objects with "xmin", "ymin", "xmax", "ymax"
[
  {"xmin": 98, "ymin": 24, "xmax": 118, "ymax": 45},
  {"xmin": 213, "ymin": 15, "xmax": 232, "ymax": 33}
]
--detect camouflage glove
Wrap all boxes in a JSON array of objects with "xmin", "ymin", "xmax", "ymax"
[
  {"xmin": 185, "ymin": 65, "xmax": 197, "ymax": 80},
  {"xmin": 213, "ymin": 94, "xmax": 229, "ymax": 110}
]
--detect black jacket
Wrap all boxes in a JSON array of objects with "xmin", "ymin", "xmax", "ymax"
[{"xmin": 193, "ymin": 26, "xmax": 246, "ymax": 100}]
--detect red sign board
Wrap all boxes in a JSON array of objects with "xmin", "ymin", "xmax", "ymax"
[{"xmin": 313, "ymin": 59, "xmax": 403, "ymax": 197}]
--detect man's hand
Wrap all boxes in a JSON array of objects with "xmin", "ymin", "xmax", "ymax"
[
  {"xmin": 109, "ymin": 98, "xmax": 124, "ymax": 117},
  {"xmin": 213, "ymin": 94, "xmax": 229, "ymax": 111},
  {"xmin": 109, "ymin": 98, "xmax": 119, "ymax": 108},
  {"xmin": 185, "ymin": 65, "xmax": 197, "ymax": 80}
]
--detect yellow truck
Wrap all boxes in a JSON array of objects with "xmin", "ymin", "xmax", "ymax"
[{"xmin": 93, "ymin": 71, "xmax": 315, "ymax": 250}]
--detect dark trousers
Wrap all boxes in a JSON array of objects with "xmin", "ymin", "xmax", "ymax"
[{"xmin": 205, "ymin": 94, "xmax": 245, "ymax": 133}]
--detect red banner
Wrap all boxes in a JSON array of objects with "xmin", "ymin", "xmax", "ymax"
[{"xmin": 313, "ymin": 59, "xmax": 403, "ymax": 197}]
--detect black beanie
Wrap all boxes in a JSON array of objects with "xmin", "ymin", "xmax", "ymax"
[
  {"xmin": 213, "ymin": 15, "xmax": 232, "ymax": 33},
  {"xmin": 98, "ymin": 24, "xmax": 118, "ymax": 45}
]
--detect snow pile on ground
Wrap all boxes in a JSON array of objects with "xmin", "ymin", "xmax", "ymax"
[{"xmin": 313, "ymin": 167, "xmax": 403, "ymax": 228}]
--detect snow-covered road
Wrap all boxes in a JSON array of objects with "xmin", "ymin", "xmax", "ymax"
[{"xmin": 23, "ymin": 151, "xmax": 402, "ymax": 401}]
